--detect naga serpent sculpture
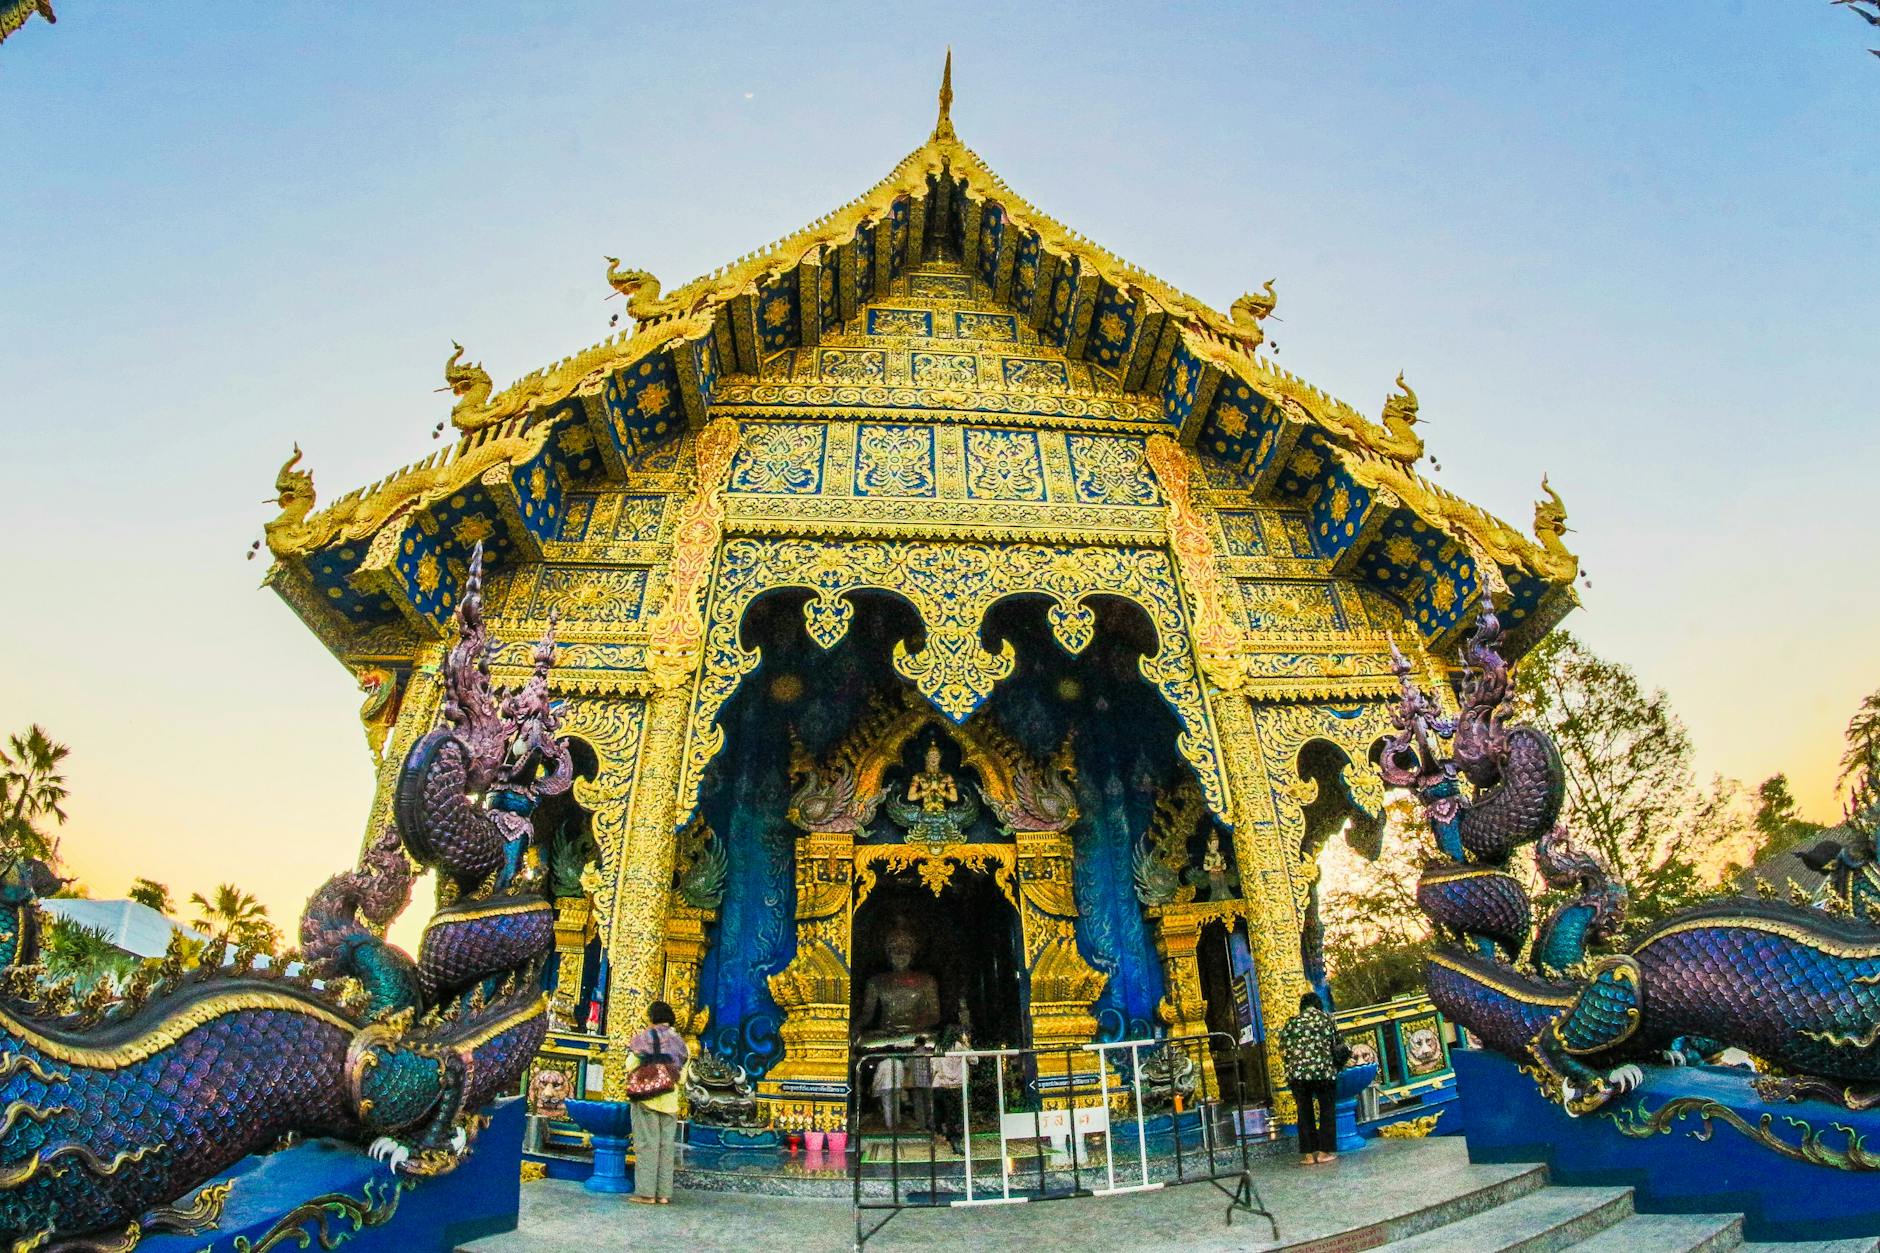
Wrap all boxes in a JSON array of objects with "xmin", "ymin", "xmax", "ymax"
[
  {"xmin": 1382, "ymin": 601, "xmax": 1880, "ymax": 1116},
  {"xmin": 0, "ymin": 542, "xmax": 569, "ymax": 1247}
]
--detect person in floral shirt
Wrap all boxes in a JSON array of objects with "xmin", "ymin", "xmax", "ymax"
[{"xmin": 1278, "ymin": 990, "xmax": 1348, "ymax": 1164}]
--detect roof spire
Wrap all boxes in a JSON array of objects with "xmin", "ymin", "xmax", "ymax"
[{"xmin": 932, "ymin": 48, "xmax": 956, "ymax": 141}]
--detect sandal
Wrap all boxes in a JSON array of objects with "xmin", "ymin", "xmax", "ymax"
[
  {"xmin": 657, "ymin": 1197, "xmax": 671, "ymax": 1204},
  {"xmin": 628, "ymin": 1196, "xmax": 657, "ymax": 1205}
]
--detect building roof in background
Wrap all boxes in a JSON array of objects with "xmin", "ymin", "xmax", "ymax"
[{"xmin": 39, "ymin": 897, "xmax": 205, "ymax": 959}]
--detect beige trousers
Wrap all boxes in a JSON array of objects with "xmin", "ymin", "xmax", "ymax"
[{"xmin": 631, "ymin": 1103, "xmax": 678, "ymax": 1200}]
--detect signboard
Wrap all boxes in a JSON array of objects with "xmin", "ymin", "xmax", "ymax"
[{"xmin": 1226, "ymin": 923, "xmax": 1262, "ymax": 1044}]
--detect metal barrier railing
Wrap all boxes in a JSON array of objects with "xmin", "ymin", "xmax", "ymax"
[{"xmin": 848, "ymin": 1032, "xmax": 1276, "ymax": 1250}]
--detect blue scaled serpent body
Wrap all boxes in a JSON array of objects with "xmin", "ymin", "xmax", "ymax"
[
  {"xmin": 1382, "ymin": 604, "xmax": 1880, "ymax": 1115},
  {"xmin": 0, "ymin": 544, "xmax": 570, "ymax": 1248}
]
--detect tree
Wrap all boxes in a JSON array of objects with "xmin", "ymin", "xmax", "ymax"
[
  {"xmin": 127, "ymin": 878, "xmax": 172, "ymax": 914},
  {"xmin": 0, "ymin": 724, "xmax": 70, "ymax": 866},
  {"xmin": 1512, "ymin": 632, "xmax": 1753, "ymax": 936},
  {"xmin": 1749, "ymin": 773, "xmax": 1824, "ymax": 865},
  {"xmin": 1322, "ymin": 797, "xmax": 1434, "ymax": 1005},
  {"xmin": 188, "ymin": 883, "xmax": 277, "ymax": 953},
  {"xmin": 1841, "ymin": 687, "xmax": 1880, "ymax": 790}
]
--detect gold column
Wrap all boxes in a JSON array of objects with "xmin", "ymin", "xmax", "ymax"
[
  {"xmin": 1147, "ymin": 903, "xmax": 1212, "ymax": 1041},
  {"xmin": 599, "ymin": 687, "xmax": 692, "ymax": 1096},
  {"xmin": 1014, "ymin": 828, "xmax": 1105, "ymax": 1052},
  {"xmin": 1212, "ymin": 695, "xmax": 1312, "ymax": 1123},
  {"xmin": 661, "ymin": 900, "xmax": 719, "ymax": 1058},
  {"xmin": 763, "ymin": 829, "xmax": 855, "ymax": 1132},
  {"xmin": 550, "ymin": 895, "xmax": 594, "ymax": 1027}
]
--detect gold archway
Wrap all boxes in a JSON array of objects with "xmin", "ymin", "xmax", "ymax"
[{"xmin": 760, "ymin": 691, "xmax": 1106, "ymax": 1133}]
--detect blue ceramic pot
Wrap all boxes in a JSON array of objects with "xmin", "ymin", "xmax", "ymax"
[
  {"xmin": 565, "ymin": 1098, "xmax": 636, "ymax": 1194},
  {"xmin": 1332, "ymin": 1063, "xmax": 1379, "ymax": 1153}
]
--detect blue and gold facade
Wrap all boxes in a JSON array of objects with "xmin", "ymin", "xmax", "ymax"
[{"xmin": 262, "ymin": 63, "xmax": 1578, "ymax": 1130}]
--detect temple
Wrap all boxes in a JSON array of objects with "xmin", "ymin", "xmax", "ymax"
[{"xmin": 262, "ymin": 57, "xmax": 1579, "ymax": 1145}]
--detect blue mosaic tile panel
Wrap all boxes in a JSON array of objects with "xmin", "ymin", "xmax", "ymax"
[
  {"xmin": 854, "ymin": 424, "xmax": 937, "ymax": 498},
  {"xmin": 728, "ymin": 422, "xmax": 826, "ymax": 495},
  {"xmin": 964, "ymin": 428, "xmax": 1047, "ymax": 502},
  {"xmin": 1066, "ymin": 435, "xmax": 1161, "ymax": 506}
]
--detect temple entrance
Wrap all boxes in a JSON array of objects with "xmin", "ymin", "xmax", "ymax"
[{"xmin": 850, "ymin": 868, "xmax": 1026, "ymax": 1053}]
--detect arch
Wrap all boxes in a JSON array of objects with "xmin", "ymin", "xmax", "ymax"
[{"xmin": 675, "ymin": 536, "xmax": 1233, "ymax": 832}]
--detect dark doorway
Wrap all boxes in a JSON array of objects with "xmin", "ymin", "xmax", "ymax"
[{"xmin": 850, "ymin": 869, "xmax": 1025, "ymax": 1051}]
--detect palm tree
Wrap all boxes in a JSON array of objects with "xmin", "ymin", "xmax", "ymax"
[
  {"xmin": 0, "ymin": 724, "xmax": 70, "ymax": 865},
  {"xmin": 188, "ymin": 883, "xmax": 271, "ymax": 948},
  {"xmin": 127, "ymin": 878, "xmax": 172, "ymax": 914}
]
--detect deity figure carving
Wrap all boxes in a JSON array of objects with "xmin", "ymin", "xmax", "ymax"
[
  {"xmin": 885, "ymin": 741, "xmax": 978, "ymax": 852},
  {"xmin": 907, "ymin": 742, "xmax": 960, "ymax": 814},
  {"xmin": 1192, "ymin": 830, "xmax": 1240, "ymax": 903}
]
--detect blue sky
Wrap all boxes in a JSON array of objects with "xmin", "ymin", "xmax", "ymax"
[{"xmin": 0, "ymin": 2, "xmax": 1874, "ymax": 924}]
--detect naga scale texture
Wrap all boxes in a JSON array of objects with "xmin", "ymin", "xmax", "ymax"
[
  {"xmin": 1381, "ymin": 601, "xmax": 1880, "ymax": 1118},
  {"xmin": 0, "ymin": 542, "xmax": 569, "ymax": 1248}
]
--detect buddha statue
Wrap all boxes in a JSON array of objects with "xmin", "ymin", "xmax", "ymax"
[
  {"xmin": 856, "ymin": 919, "xmax": 941, "ymax": 1049},
  {"xmin": 856, "ymin": 919, "xmax": 943, "ymax": 1130}
]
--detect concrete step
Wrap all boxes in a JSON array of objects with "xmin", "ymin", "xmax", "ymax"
[
  {"xmin": 1381, "ymin": 1185, "xmax": 1634, "ymax": 1253},
  {"xmin": 1568, "ymin": 1212, "xmax": 1743, "ymax": 1253},
  {"xmin": 1739, "ymin": 1242, "xmax": 1880, "ymax": 1253}
]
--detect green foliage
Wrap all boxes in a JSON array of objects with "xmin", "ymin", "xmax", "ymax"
[
  {"xmin": 41, "ymin": 915, "xmax": 136, "ymax": 992},
  {"xmin": 1843, "ymin": 688, "xmax": 1880, "ymax": 789},
  {"xmin": 1512, "ymin": 631, "xmax": 1753, "ymax": 938},
  {"xmin": 1322, "ymin": 799, "xmax": 1434, "ymax": 1007},
  {"xmin": 1750, "ymin": 773, "xmax": 1824, "ymax": 864},
  {"xmin": 127, "ymin": 878, "xmax": 172, "ymax": 914},
  {"xmin": 189, "ymin": 882, "xmax": 279, "ymax": 954},
  {"xmin": 0, "ymin": 724, "xmax": 70, "ymax": 867},
  {"xmin": 1328, "ymin": 937, "xmax": 1429, "ymax": 1008}
]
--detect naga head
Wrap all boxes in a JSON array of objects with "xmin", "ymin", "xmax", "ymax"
[
  {"xmin": 1231, "ymin": 279, "xmax": 1278, "ymax": 327},
  {"xmin": 1378, "ymin": 641, "xmax": 1457, "ymax": 795},
  {"xmin": 1534, "ymin": 476, "xmax": 1570, "ymax": 543},
  {"xmin": 0, "ymin": 857, "xmax": 64, "ymax": 907},
  {"xmin": 1452, "ymin": 596, "xmax": 1513, "ymax": 786},
  {"xmin": 498, "ymin": 612, "xmax": 573, "ymax": 800},
  {"xmin": 1382, "ymin": 373, "xmax": 1420, "ymax": 435},
  {"xmin": 603, "ymin": 258, "xmax": 662, "ymax": 314},
  {"xmin": 441, "ymin": 340, "xmax": 493, "ymax": 406},
  {"xmin": 268, "ymin": 445, "xmax": 316, "ymax": 521}
]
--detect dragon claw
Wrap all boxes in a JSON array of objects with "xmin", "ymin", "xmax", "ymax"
[
  {"xmin": 1610, "ymin": 1064, "xmax": 1644, "ymax": 1094},
  {"xmin": 451, "ymin": 1125, "xmax": 469, "ymax": 1153},
  {"xmin": 368, "ymin": 1136, "xmax": 412, "ymax": 1171}
]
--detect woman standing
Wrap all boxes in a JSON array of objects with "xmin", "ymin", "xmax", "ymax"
[
  {"xmin": 625, "ymin": 1000, "xmax": 689, "ymax": 1205},
  {"xmin": 1278, "ymin": 990, "xmax": 1347, "ymax": 1165}
]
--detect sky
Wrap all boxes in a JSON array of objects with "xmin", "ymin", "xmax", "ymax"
[{"xmin": 0, "ymin": 2, "xmax": 1875, "ymax": 940}]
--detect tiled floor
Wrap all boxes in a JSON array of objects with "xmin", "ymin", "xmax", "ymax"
[{"xmin": 464, "ymin": 1137, "xmax": 1543, "ymax": 1252}]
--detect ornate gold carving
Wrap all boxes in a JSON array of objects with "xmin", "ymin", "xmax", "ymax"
[
  {"xmin": 1144, "ymin": 434, "xmax": 1249, "ymax": 693},
  {"xmin": 1227, "ymin": 280, "xmax": 1278, "ymax": 351},
  {"xmin": 680, "ymin": 537, "xmax": 1231, "ymax": 823},
  {"xmin": 1374, "ymin": 372, "xmax": 1425, "ymax": 466},
  {"xmin": 1532, "ymin": 475, "xmax": 1579, "ymax": 583},
  {"xmin": 645, "ymin": 418, "xmax": 740, "ymax": 689},
  {"xmin": 263, "ymin": 419, "xmax": 556, "ymax": 560}
]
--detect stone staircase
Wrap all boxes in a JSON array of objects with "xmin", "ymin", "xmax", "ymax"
[{"xmin": 1370, "ymin": 1179, "xmax": 1878, "ymax": 1253}]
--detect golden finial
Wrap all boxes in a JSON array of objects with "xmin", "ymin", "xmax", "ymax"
[{"xmin": 933, "ymin": 48, "xmax": 957, "ymax": 141}]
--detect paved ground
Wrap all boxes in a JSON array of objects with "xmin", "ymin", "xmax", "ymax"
[{"xmin": 463, "ymin": 1138, "xmax": 1534, "ymax": 1252}]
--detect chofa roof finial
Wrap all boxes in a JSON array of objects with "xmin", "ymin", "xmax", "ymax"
[{"xmin": 933, "ymin": 48, "xmax": 956, "ymax": 142}]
